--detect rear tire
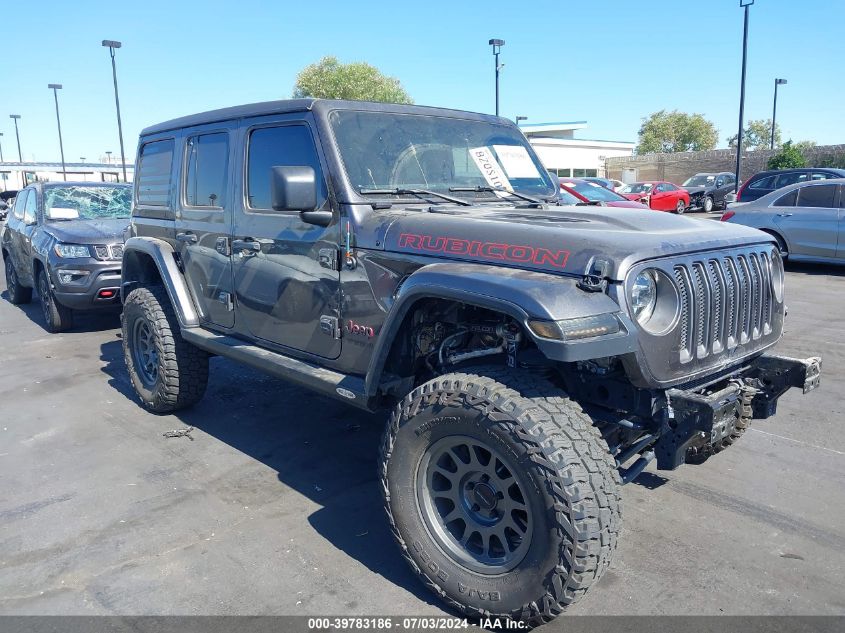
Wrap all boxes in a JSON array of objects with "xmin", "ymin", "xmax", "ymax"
[
  {"xmin": 38, "ymin": 268, "xmax": 73, "ymax": 333},
  {"xmin": 380, "ymin": 367, "xmax": 621, "ymax": 627},
  {"xmin": 676, "ymin": 199, "xmax": 686, "ymax": 214},
  {"xmin": 122, "ymin": 284, "xmax": 209, "ymax": 413},
  {"xmin": 4, "ymin": 257, "xmax": 32, "ymax": 305}
]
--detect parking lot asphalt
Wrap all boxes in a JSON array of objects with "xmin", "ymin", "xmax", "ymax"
[{"xmin": 1, "ymin": 226, "xmax": 844, "ymax": 623}]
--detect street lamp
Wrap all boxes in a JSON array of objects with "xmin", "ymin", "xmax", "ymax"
[
  {"xmin": 0, "ymin": 132, "xmax": 4, "ymax": 162},
  {"xmin": 488, "ymin": 38, "xmax": 505, "ymax": 117},
  {"xmin": 734, "ymin": 0, "xmax": 754, "ymax": 190},
  {"xmin": 771, "ymin": 78, "xmax": 787, "ymax": 150},
  {"xmin": 105, "ymin": 150, "xmax": 113, "ymax": 164},
  {"xmin": 516, "ymin": 115, "xmax": 528, "ymax": 126},
  {"xmin": 48, "ymin": 84, "xmax": 67, "ymax": 181},
  {"xmin": 9, "ymin": 115, "xmax": 22, "ymax": 162},
  {"xmin": 102, "ymin": 40, "xmax": 127, "ymax": 182}
]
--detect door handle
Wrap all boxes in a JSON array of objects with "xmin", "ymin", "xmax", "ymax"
[
  {"xmin": 776, "ymin": 213, "xmax": 793, "ymax": 217},
  {"xmin": 176, "ymin": 232, "xmax": 198, "ymax": 244},
  {"xmin": 232, "ymin": 238, "xmax": 262, "ymax": 254}
]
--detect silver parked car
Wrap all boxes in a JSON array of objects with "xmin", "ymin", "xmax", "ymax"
[{"xmin": 722, "ymin": 178, "xmax": 845, "ymax": 263}]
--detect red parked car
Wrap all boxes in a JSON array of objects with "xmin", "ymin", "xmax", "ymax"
[
  {"xmin": 559, "ymin": 178, "xmax": 649, "ymax": 209},
  {"xmin": 619, "ymin": 181, "xmax": 690, "ymax": 213}
]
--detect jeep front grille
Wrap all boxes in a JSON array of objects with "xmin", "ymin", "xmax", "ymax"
[{"xmin": 674, "ymin": 250, "xmax": 774, "ymax": 363}]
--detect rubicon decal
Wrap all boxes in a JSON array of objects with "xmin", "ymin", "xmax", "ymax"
[{"xmin": 398, "ymin": 233, "xmax": 570, "ymax": 269}]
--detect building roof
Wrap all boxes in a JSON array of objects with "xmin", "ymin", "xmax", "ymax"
[{"xmin": 0, "ymin": 162, "xmax": 130, "ymax": 171}]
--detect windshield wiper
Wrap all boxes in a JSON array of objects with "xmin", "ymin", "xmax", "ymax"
[
  {"xmin": 448, "ymin": 186, "xmax": 545, "ymax": 205},
  {"xmin": 359, "ymin": 188, "xmax": 472, "ymax": 207}
]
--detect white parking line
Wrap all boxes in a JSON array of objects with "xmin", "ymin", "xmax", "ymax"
[{"xmin": 749, "ymin": 427, "xmax": 845, "ymax": 456}]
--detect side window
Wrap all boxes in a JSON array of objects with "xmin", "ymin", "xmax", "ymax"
[
  {"xmin": 841, "ymin": 186, "xmax": 845, "ymax": 209},
  {"xmin": 184, "ymin": 132, "xmax": 229, "ymax": 208},
  {"xmin": 664, "ymin": 183, "xmax": 677, "ymax": 191},
  {"xmin": 246, "ymin": 124, "xmax": 328, "ymax": 210},
  {"xmin": 748, "ymin": 175, "xmax": 775, "ymax": 190},
  {"xmin": 654, "ymin": 183, "xmax": 667, "ymax": 192},
  {"xmin": 810, "ymin": 172, "xmax": 833, "ymax": 181},
  {"xmin": 797, "ymin": 184, "xmax": 837, "ymax": 208},
  {"xmin": 774, "ymin": 172, "xmax": 809, "ymax": 189},
  {"xmin": 773, "ymin": 189, "xmax": 797, "ymax": 207},
  {"xmin": 137, "ymin": 139, "xmax": 175, "ymax": 207},
  {"xmin": 23, "ymin": 190, "xmax": 37, "ymax": 223},
  {"xmin": 12, "ymin": 190, "xmax": 28, "ymax": 220}
]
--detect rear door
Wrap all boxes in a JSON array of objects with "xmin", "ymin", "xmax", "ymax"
[
  {"xmin": 650, "ymin": 183, "xmax": 668, "ymax": 209},
  {"xmin": 231, "ymin": 115, "xmax": 341, "ymax": 359},
  {"xmin": 3, "ymin": 189, "xmax": 29, "ymax": 281},
  {"xmin": 774, "ymin": 182, "xmax": 839, "ymax": 258},
  {"xmin": 18, "ymin": 188, "xmax": 38, "ymax": 283},
  {"xmin": 175, "ymin": 124, "xmax": 236, "ymax": 329},
  {"xmin": 837, "ymin": 185, "xmax": 845, "ymax": 261}
]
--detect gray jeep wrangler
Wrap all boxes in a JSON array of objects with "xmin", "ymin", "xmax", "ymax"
[{"xmin": 120, "ymin": 99, "xmax": 821, "ymax": 626}]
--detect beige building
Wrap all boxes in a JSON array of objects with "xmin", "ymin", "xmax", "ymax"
[
  {"xmin": 0, "ymin": 161, "xmax": 133, "ymax": 192},
  {"xmin": 521, "ymin": 121, "xmax": 635, "ymax": 178}
]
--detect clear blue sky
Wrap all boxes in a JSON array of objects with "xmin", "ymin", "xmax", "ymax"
[{"xmin": 2, "ymin": 0, "xmax": 842, "ymax": 164}]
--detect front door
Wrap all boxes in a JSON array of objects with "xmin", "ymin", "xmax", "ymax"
[
  {"xmin": 175, "ymin": 124, "xmax": 236, "ymax": 328},
  {"xmin": 775, "ymin": 182, "xmax": 839, "ymax": 259},
  {"xmin": 232, "ymin": 117, "xmax": 341, "ymax": 359}
]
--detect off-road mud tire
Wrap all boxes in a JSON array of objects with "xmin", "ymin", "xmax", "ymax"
[
  {"xmin": 122, "ymin": 284, "xmax": 209, "ymax": 413},
  {"xmin": 380, "ymin": 367, "xmax": 622, "ymax": 627}
]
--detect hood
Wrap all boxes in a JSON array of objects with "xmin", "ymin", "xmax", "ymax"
[
  {"xmin": 43, "ymin": 217, "xmax": 129, "ymax": 245},
  {"xmin": 683, "ymin": 185, "xmax": 709, "ymax": 195},
  {"xmin": 373, "ymin": 204, "xmax": 772, "ymax": 282}
]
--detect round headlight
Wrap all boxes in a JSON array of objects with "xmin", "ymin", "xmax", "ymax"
[
  {"xmin": 631, "ymin": 271, "xmax": 657, "ymax": 322},
  {"xmin": 630, "ymin": 268, "xmax": 680, "ymax": 335},
  {"xmin": 771, "ymin": 251, "xmax": 784, "ymax": 303}
]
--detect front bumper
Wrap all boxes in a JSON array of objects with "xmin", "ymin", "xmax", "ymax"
[
  {"xmin": 49, "ymin": 260, "xmax": 122, "ymax": 310},
  {"xmin": 655, "ymin": 354, "xmax": 822, "ymax": 469}
]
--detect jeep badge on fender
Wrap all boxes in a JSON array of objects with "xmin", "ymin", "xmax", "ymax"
[{"xmin": 119, "ymin": 99, "xmax": 821, "ymax": 628}]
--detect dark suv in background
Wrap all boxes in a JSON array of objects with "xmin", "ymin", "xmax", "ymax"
[
  {"xmin": 682, "ymin": 171, "xmax": 736, "ymax": 211},
  {"xmin": 734, "ymin": 167, "xmax": 845, "ymax": 202},
  {"xmin": 1, "ymin": 181, "xmax": 132, "ymax": 332}
]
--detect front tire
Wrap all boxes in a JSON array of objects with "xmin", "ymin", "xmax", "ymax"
[
  {"xmin": 380, "ymin": 368, "xmax": 621, "ymax": 627},
  {"xmin": 4, "ymin": 257, "xmax": 32, "ymax": 305},
  {"xmin": 122, "ymin": 285, "xmax": 209, "ymax": 413},
  {"xmin": 38, "ymin": 268, "xmax": 73, "ymax": 333},
  {"xmin": 702, "ymin": 196, "xmax": 714, "ymax": 213}
]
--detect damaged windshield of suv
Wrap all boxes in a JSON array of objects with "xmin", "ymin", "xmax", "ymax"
[
  {"xmin": 329, "ymin": 111, "xmax": 557, "ymax": 202},
  {"xmin": 43, "ymin": 185, "xmax": 132, "ymax": 220}
]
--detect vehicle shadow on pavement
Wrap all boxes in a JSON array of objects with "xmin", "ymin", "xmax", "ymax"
[
  {"xmin": 98, "ymin": 338, "xmax": 443, "ymax": 611},
  {"xmin": 1, "ymin": 289, "xmax": 121, "ymax": 333}
]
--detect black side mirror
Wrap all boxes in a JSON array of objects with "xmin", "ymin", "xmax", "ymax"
[{"xmin": 270, "ymin": 165, "xmax": 332, "ymax": 227}]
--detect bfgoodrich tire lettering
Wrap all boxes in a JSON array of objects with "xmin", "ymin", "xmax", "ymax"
[
  {"xmin": 122, "ymin": 285, "xmax": 209, "ymax": 413},
  {"xmin": 380, "ymin": 367, "xmax": 621, "ymax": 627}
]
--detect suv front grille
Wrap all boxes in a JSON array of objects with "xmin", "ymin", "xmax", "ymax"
[
  {"xmin": 674, "ymin": 250, "xmax": 774, "ymax": 363},
  {"xmin": 93, "ymin": 244, "xmax": 124, "ymax": 261}
]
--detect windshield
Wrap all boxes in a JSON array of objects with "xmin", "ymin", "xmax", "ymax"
[
  {"xmin": 44, "ymin": 185, "xmax": 131, "ymax": 220},
  {"xmin": 683, "ymin": 175, "xmax": 716, "ymax": 187},
  {"xmin": 621, "ymin": 183, "xmax": 653, "ymax": 194},
  {"xmin": 329, "ymin": 110, "xmax": 557, "ymax": 201},
  {"xmin": 557, "ymin": 187, "xmax": 582, "ymax": 205},
  {"xmin": 562, "ymin": 180, "xmax": 628, "ymax": 202}
]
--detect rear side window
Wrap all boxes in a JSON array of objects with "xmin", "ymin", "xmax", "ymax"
[
  {"xmin": 246, "ymin": 125, "xmax": 327, "ymax": 210},
  {"xmin": 773, "ymin": 189, "xmax": 797, "ymax": 207},
  {"xmin": 137, "ymin": 139, "xmax": 174, "ymax": 207},
  {"xmin": 797, "ymin": 184, "xmax": 836, "ymax": 208},
  {"xmin": 184, "ymin": 132, "xmax": 229, "ymax": 208},
  {"xmin": 774, "ymin": 172, "xmax": 809, "ymax": 189},
  {"xmin": 12, "ymin": 190, "xmax": 28, "ymax": 219},
  {"xmin": 748, "ymin": 175, "xmax": 775, "ymax": 190},
  {"xmin": 810, "ymin": 172, "xmax": 834, "ymax": 180}
]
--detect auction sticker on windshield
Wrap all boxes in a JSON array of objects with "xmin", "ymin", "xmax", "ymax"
[
  {"xmin": 492, "ymin": 144, "xmax": 540, "ymax": 179},
  {"xmin": 470, "ymin": 146, "xmax": 513, "ymax": 192}
]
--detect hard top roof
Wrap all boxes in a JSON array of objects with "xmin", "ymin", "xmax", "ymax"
[{"xmin": 141, "ymin": 99, "xmax": 504, "ymax": 136}]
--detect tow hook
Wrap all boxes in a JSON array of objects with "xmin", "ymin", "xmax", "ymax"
[{"xmin": 578, "ymin": 258, "xmax": 610, "ymax": 293}]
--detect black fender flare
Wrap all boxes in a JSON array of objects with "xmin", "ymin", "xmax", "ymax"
[
  {"xmin": 364, "ymin": 262, "xmax": 638, "ymax": 396},
  {"xmin": 121, "ymin": 237, "xmax": 200, "ymax": 328}
]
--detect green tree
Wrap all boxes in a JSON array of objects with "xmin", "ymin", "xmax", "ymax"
[
  {"xmin": 727, "ymin": 119, "xmax": 781, "ymax": 150},
  {"xmin": 767, "ymin": 141, "xmax": 806, "ymax": 170},
  {"xmin": 292, "ymin": 56, "xmax": 413, "ymax": 104},
  {"xmin": 636, "ymin": 110, "xmax": 719, "ymax": 154}
]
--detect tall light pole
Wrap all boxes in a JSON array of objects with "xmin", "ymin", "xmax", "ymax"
[
  {"xmin": 102, "ymin": 40, "xmax": 127, "ymax": 182},
  {"xmin": 516, "ymin": 115, "xmax": 527, "ymax": 126},
  {"xmin": 0, "ymin": 132, "xmax": 4, "ymax": 162},
  {"xmin": 9, "ymin": 115, "xmax": 22, "ymax": 162},
  {"xmin": 106, "ymin": 150, "xmax": 113, "ymax": 164},
  {"xmin": 771, "ymin": 78, "xmax": 787, "ymax": 150},
  {"xmin": 488, "ymin": 39, "xmax": 505, "ymax": 117},
  {"xmin": 48, "ymin": 84, "xmax": 67, "ymax": 181},
  {"xmin": 734, "ymin": 0, "xmax": 753, "ymax": 190}
]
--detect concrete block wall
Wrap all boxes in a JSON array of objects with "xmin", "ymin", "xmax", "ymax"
[{"xmin": 605, "ymin": 144, "xmax": 845, "ymax": 184}]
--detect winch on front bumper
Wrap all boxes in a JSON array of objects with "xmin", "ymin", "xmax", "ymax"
[{"xmin": 653, "ymin": 354, "xmax": 822, "ymax": 470}]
